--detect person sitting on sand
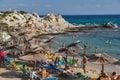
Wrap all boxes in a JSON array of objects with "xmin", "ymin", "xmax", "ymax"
[
  {"xmin": 97, "ymin": 70, "xmax": 107, "ymax": 80},
  {"xmin": 64, "ymin": 64, "xmax": 73, "ymax": 74},
  {"xmin": 41, "ymin": 68, "xmax": 49, "ymax": 78},
  {"xmin": 100, "ymin": 70, "xmax": 106, "ymax": 77},
  {"xmin": 111, "ymin": 72, "xmax": 117, "ymax": 80},
  {"xmin": 37, "ymin": 68, "xmax": 42, "ymax": 77}
]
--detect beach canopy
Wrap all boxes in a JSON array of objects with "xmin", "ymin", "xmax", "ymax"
[
  {"xmin": 58, "ymin": 40, "xmax": 82, "ymax": 53},
  {"xmin": 88, "ymin": 53, "xmax": 118, "ymax": 71},
  {"xmin": 66, "ymin": 40, "xmax": 82, "ymax": 48},
  {"xmin": 19, "ymin": 54, "xmax": 47, "ymax": 61}
]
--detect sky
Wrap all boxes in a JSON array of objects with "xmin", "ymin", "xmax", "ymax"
[{"xmin": 0, "ymin": 0, "xmax": 120, "ymax": 15}]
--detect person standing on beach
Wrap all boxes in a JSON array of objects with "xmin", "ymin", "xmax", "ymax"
[
  {"xmin": 82, "ymin": 55, "xmax": 88, "ymax": 72},
  {"xmin": 95, "ymin": 47, "xmax": 99, "ymax": 54},
  {"xmin": 61, "ymin": 42, "xmax": 65, "ymax": 48},
  {"xmin": 82, "ymin": 43, "xmax": 88, "ymax": 73}
]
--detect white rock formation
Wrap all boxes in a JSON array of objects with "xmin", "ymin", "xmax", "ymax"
[{"xmin": 0, "ymin": 11, "xmax": 74, "ymax": 35}]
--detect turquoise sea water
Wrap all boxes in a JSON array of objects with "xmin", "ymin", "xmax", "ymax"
[
  {"xmin": 43, "ymin": 15, "xmax": 120, "ymax": 61},
  {"xmin": 41, "ymin": 15, "xmax": 120, "ymax": 60}
]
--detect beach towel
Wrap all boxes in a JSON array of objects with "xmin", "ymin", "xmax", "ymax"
[
  {"xmin": 59, "ymin": 59, "xmax": 63, "ymax": 65},
  {"xmin": 68, "ymin": 58, "xmax": 73, "ymax": 65},
  {"xmin": 0, "ymin": 51, "xmax": 5, "ymax": 58},
  {"xmin": 42, "ymin": 77, "xmax": 57, "ymax": 80},
  {"xmin": 5, "ymin": 57, "xmax": 13, "ymax": 61}
]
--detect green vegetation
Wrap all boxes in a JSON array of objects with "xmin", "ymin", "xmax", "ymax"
[
  {"xmin": 0, "ymin": 22, "xmax": 8, "ymax": 27},
  {"xmin": 13, "ymin": 16, "xmax": 19, "ymax": 20},
  {"xmin": 0, "ymin": 11, "xmax": 14, "ymax": 18},
  {"xmin": 18, "ymin": 11, "xmax": 27, "ymax": 14}
]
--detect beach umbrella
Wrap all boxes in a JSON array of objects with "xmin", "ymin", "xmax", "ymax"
[
  {"xmin": 58, "ymin": 40, "xmax": 82, "ymax": 53},
  {"xmin": 19, "ymin": 51, "xmax": 47, "ymax": 68},
  {"xmin": 43, "ymin": 36, "xmax": 55, "ymax": 43},
  {"xmin": 57, "ymin": 40, "xmax": 82, "ymax": 64},
  {"xmin": 66, "ymin": 40, "xmax": 82, "ymax": 48},
  {"xmin": 29, "ymin": 43, "xmax": 46, "ymax": 68},
  {"xmin": 88, "ymin": 53, "xmax": 118, "ymax": 72}
]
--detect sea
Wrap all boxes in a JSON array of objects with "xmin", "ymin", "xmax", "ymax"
[
  {"xmin": 54, "ymin": 15, "xmax": 120, "ymax": 60},
  {"xmin": 42, "ymin": 15, "xmax": 120, "ymax": 62}
]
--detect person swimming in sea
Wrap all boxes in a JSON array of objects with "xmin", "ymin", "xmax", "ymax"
[{"xmin": 105, "ymin": 40, "xmax": 111, "ymax": 44}]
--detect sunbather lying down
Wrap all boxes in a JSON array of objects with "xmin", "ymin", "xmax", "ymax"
[
  {"xmin": 37, "ymin": 68, "xmax": 49, "ymax": 78},
  {"xmin": 64, "ymin": 64, "xmax": 73, "ymax": 74},
  {"xmin": 61, "ymin": 64, "xmax": 90, "ymax": 79}
]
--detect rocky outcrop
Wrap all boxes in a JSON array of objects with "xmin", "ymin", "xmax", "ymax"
[
  {"xmin": 0, "ymin": 11, "xmax": 74, "ymax": 35},
  {"xmin": 0, "ymin": 10, "xmax": 117, "ymax": 35}
]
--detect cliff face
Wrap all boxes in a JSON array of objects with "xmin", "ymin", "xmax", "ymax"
[{"xmin": 0, "ymin": 11, "xmax": 74, "ymax": 35}]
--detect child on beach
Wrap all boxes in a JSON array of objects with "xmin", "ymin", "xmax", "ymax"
[{"xmin": 111, "ymin": 72, "xmax": 117, "ymax": 80}]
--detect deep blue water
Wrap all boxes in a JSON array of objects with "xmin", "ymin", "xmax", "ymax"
[{"xmin": 63, "ymin": 15, "xmax": 120, "ymax": 26}]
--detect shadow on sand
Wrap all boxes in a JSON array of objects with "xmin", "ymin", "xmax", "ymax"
[
  {"xmin": 0, "ymin": 70, "xmax": 21, "ymax": 79},
  {"xmin": 0, "ymin": 70, "xmax": 28, "ymax": 80}
]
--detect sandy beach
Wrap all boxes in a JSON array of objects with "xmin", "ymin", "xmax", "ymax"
[
  {"xmin": 0, "ymin": 55, "xmax": 120, "ymax": 80},
  {"xmin": 0, "ymin": 67, "xmax": 21, "ymax": 80}
]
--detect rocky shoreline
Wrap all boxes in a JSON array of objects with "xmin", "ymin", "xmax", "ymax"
[{"xmin": 0, "ymin": 10, "xmax": 117, "ymax": 36}]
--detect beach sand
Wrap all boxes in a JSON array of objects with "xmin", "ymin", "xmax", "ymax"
[
  {"xmin": 0, "ymin": 55, "xmax": 120, "ymax": 80},
  {"xmin": 0, "ymin": 67, "xmax": 22, "ymax": 80}
]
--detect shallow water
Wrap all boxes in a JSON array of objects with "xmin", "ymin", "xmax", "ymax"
[{"xmin": 41, "ymin": 15, "xmax": 120, "ymax": 63}]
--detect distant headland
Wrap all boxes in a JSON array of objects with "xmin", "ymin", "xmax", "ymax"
[{"xmin": 0, "ymin": 10, "xmax": 117, "ymax": 35}]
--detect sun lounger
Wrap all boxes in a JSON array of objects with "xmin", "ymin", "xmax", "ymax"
[{"xmin": 36, "ymin": 77, "xmax": 57, "ymax": 80}]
